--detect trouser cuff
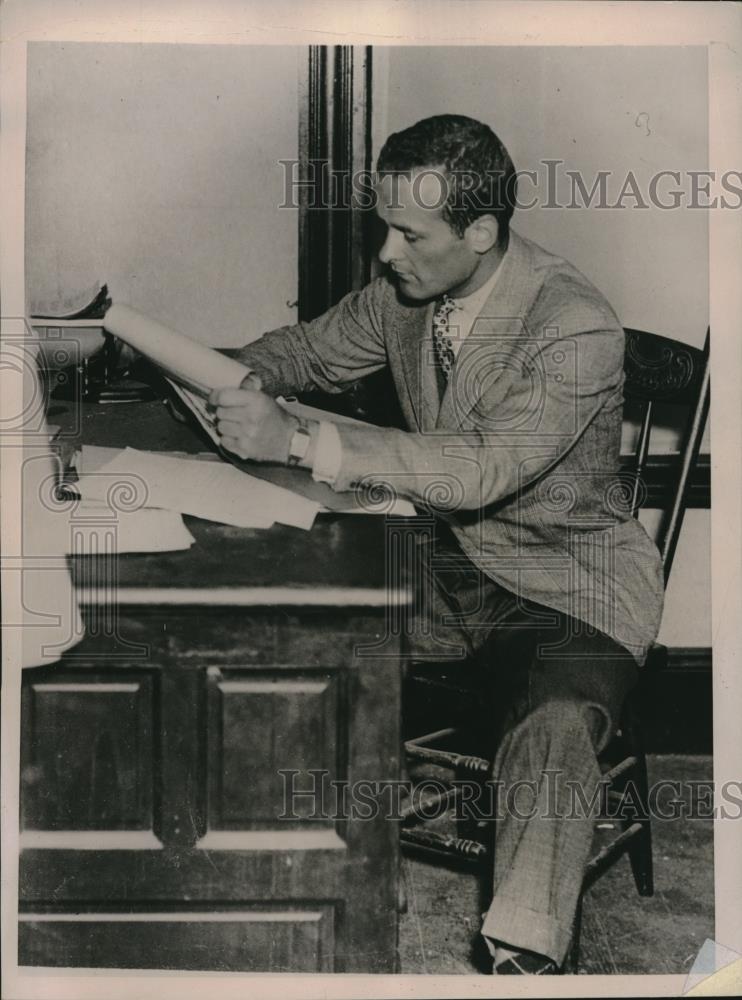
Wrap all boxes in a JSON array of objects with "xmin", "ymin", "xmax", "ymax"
[{"xmin": 481, "ymin": 897, "xmax": 572, "ymax": 967}]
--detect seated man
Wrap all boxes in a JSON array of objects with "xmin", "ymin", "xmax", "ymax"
[{"xmin": 211, "ymin": 114, "xmax": 664, "ymax": 974}]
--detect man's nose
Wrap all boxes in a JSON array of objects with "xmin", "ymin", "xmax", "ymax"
[{"xmin": 378, "ymin": 229, "xmax": 402, "ymax": 265}]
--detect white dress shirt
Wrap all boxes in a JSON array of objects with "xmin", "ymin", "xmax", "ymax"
[{"xmin": 312, "ymin": 256, "xmax": 506, "ymax": 486}]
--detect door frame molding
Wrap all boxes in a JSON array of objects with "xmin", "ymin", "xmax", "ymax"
[{"xmin": 298, "ymin": 45, "xmax": 373, "ymax": 321}]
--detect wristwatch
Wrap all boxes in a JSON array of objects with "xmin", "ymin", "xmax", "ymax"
[{"xmin": 287, "ymin": 417, "xmax": 312, "ymax": 467}]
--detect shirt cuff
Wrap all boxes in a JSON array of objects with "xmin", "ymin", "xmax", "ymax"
[{"xmin": 311, "ymin": 420, "xmax": 343, "ymax": 486}]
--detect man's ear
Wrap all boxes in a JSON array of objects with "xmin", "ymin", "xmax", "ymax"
[{"xmin": 464, "ymin": 214, "xmax": 499, "ymax": 254}]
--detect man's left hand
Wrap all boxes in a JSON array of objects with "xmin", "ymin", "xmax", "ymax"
[{"xmin": 210, "ymin": 385, "xmax": 296, "ymax": 464}]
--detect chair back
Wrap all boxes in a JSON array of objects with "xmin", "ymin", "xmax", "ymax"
[{"xmin": 622, "ymin": 327, "xmax": 710, "ymax": 582}]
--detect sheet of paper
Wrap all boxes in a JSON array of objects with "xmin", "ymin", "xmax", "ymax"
[
  {"xmin": 76, "ymin": 445, "xmax": 122, "ymax": 474},
  {"xmin": 65, "ymin": 500, "xmax": 196, "ymax": 554},
  {"xmin": 167, "ymin": 380, "xmax": 222, "ymax": 446},
  {"xmin": 277, "ymin": 396, "xmax": 375, "ymax": 429},
  {"xmin": 75, "ymin": 447, "xmax": 319, "ymax": 531},
  {"xmin": 325, "ymin": 497, "xmax": 417, "ymax": 516},
  {"xmin": 104, "ymin": 303, "xmax": 251, "ymax": 396},
  {"xmin": 76, "ymin": 444, "xmax": 218, "ymax": 476}
]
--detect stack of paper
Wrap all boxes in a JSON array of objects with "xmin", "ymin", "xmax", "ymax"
[
  {"xmin": 162, "ymin": 368, "xmax": 418, "ymax": 519},
  {"xmin": 74, "ymin": 447, "xmax": 319, "ymax": 531}
]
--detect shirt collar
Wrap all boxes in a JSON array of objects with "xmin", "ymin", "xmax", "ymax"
[
  {"xmin": 444, "ymin": 252, "xmax": 507, "ymax": 345},
  {"xmin": 452, "ymin": 254, "xmax": 505, "ymax": 310}
]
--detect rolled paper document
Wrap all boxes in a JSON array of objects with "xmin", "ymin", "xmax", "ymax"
[{"xmin": 103, "ymin": 303, "xmax": 251, "ymax": 396}]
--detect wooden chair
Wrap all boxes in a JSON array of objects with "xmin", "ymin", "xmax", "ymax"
[{"xmin": 400, "ymin": 327, "xmax": 711, "ymax": 972}]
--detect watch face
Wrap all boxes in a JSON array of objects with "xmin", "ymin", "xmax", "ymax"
[{"xmin": 290, "ymin": 425, "xmax": 311, "ymax": 462}]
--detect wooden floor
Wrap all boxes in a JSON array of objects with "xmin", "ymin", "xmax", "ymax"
[{"xmin": 398, "ymin": 754, "xmax": 714, "ymax": 975}]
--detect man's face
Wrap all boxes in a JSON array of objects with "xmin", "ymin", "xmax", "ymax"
[{"xmin": 375, "ymin": 169, "xmax": 482, "ymax": 301}]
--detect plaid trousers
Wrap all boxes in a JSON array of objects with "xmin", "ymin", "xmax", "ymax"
[{"xmin": 406, "ymin": 524, "xmax": 638, "ymax": 965}]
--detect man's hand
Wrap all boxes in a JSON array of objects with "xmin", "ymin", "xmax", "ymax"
[{"xmin": 210, "ymin": 378, "xmax": 297, "ymax": 464}]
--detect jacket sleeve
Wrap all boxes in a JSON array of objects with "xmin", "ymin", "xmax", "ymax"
[
  {"xmin": 331, "ymin": 315, "xmax": 625, "ymax": 512},
  {"xmin": 232, "ymin": 278, "xmax": 390, "ymax": 397}
]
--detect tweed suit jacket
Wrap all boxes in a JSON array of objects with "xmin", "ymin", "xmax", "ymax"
[{"xmin": 236, "ymin": 230, "xmax": 664, "ymax": 663}]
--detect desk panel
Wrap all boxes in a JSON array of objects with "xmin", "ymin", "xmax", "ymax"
[
  {"xmin": 20, "ymin": 906, "xmax": 336, "ymax": 972},
  {"xmin": 20, "ymin": 606, "xmax": 403, "ymax": 972},
  {"xmin": 21, "ymin": 672, "xmax": 154, "ymax": 832}
]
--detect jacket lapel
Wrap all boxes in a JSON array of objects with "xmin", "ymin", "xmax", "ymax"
[
  {"xmin": 392, "ymin": 300, "xmax": 440, "ymax": 432},
  {"xmin": 436, "ymin": 230, "xmax": 535, "ymax": 430}
]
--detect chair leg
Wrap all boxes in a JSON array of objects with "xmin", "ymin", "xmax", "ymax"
[
  {"xmin": 625, "ymin": 749, "xmax": 654, "ymax": 896},
  {"xmin": 621, "ymin": 701, "xmax": 655, "ymax": 897},
  {"xmin": 628, "ymin": 819, "xmax": 654, "ymax": 897},
  {"xmin": 562, "ymin": 896, "xmax": 583, "ymax": 974},
  {"xmin": 454, "ymin": 770, "xmax": 491, "ymax": 843}
]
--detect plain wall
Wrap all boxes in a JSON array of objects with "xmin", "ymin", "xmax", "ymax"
[
  {"xmin": 640, "ymin": 508, "xmax": 710, "ymax": 647},
  {"xmin": 26, "ymin": 42, "xmax": 300, "ymax": 345}
]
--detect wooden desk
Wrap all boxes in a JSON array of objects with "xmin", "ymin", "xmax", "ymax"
[{"xmin": 19, "ymin": 399, "xmax": 411, "ymax": 973}]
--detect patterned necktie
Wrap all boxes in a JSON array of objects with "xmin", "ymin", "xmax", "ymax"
[{"xmin": 432, "ymin": 295, "xmax": 458, "ymax": 395}]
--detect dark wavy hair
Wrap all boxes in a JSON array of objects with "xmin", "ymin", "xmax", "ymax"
[{"xmin": 376, "ymin": 114, "xmax": 517, "ymax": 247}]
